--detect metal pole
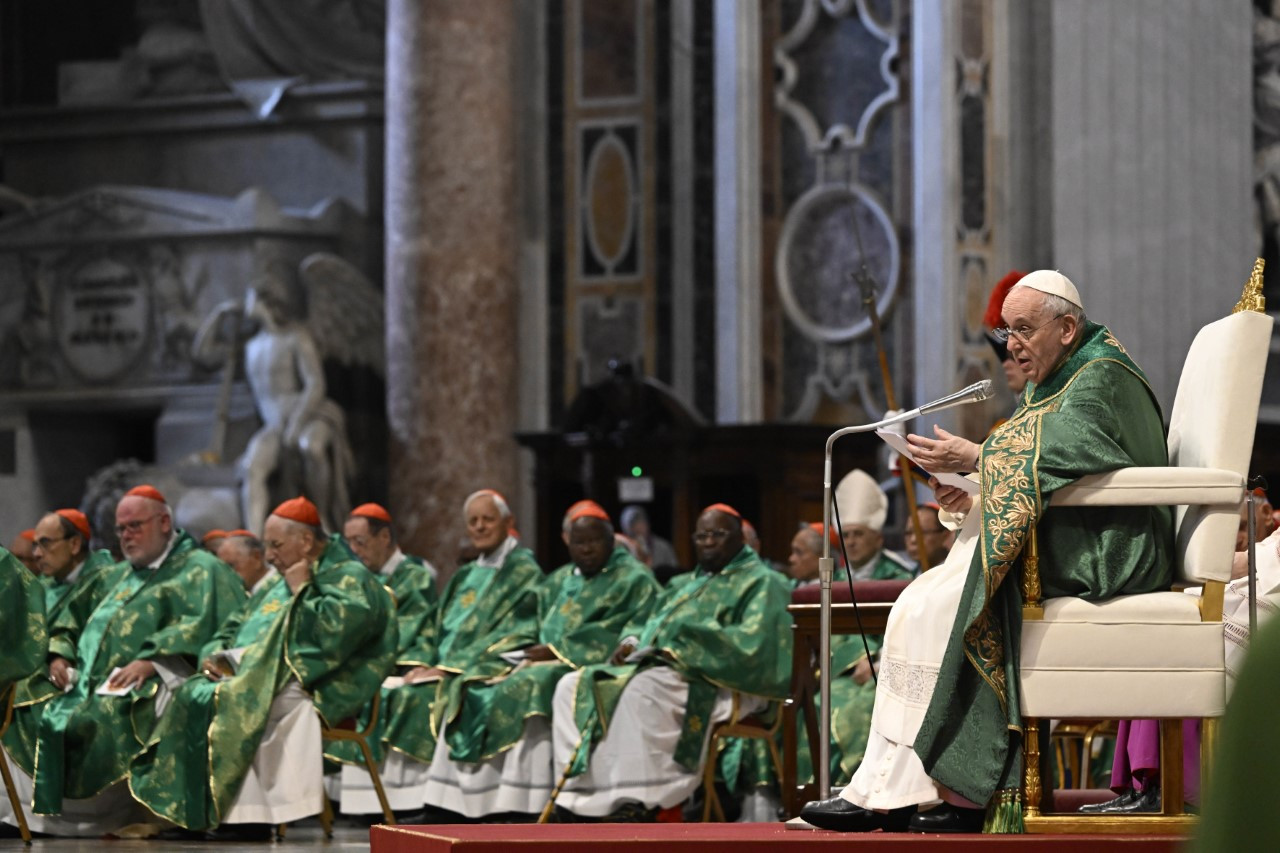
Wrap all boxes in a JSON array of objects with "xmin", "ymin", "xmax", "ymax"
[{"xmin": 819, "ymin": 453, "xmax": 834, "ymax": 799}]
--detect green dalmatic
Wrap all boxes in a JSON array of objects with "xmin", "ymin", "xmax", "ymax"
[
  {"xmin": 0, "ymin": 548, "xmax": 47, "ymax": 694},
  {"xmin": 376, "ymin": 542, "xmax": 542, "ymax": 765},
  {"xmin": 912, "ymin": 323, "xmax": 1174, "ymax": 833},
  {"xmin": 129, "ymin": 537, "xmax": 397, "ymax": 830},
  {"xmin": 444, "ymin": 546, "xmax": 660, "ymax": 763},
  {"xmin": 570, "ymin": 546, "xmax": 792, "ymax": 777},
  {"xmin": 29, "ymin": 533, "xmax": 246, "ymax": 815},
  {"xmin": 3, "ymin": 550, "xmax": 125, "ymax": 773}
]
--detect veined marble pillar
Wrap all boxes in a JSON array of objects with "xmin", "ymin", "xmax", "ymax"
[{"xmin": 385, "ymin": 1, "xmax": 519, "ymax": 569}]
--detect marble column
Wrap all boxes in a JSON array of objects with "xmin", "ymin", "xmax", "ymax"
[{"xmin": 385, "ymin": 1, "xmax": 519, "ymax": 570}]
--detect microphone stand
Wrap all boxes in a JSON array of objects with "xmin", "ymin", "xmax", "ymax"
[{"xmin": 817, "ymin": 382, "xmax": 992, "ymax": 799}]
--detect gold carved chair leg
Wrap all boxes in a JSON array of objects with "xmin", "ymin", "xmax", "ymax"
[
  {"xmin": 0, "ymin": 686, "xmax": 31, "ymax": 845},
  {"xmin": 1023, "ymin": 717, "xmax": 1043, "ymax": 821}
]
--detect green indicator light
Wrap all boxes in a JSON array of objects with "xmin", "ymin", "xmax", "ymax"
[{"xmin": 630, "ymin": 466, "xmax": 643, "ymax": 477}]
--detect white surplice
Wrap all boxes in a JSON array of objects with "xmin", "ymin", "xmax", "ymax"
[
  {"xmin": 550, "ymin": 666, "xmax": 761, "ymax": 817},
  {"xmin": 839, "ymin": 512, "xmax": 979, "ymax": 810}
]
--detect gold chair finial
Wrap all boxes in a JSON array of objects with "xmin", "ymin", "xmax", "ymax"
[{"xmin": 1233, "ymin": 258, "xmax": 1266, "ymax": 314}]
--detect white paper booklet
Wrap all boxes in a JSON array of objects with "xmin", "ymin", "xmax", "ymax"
[
  {"xmin": 94, "ymin": 667, "xmax": 135, "ymax": 696},
  {"xmin": 875, "ymin": 428, "xmax": 980, "ymax": 495}
]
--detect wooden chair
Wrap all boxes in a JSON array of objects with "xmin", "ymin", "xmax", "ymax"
[
  {"xmin": 1018, "ymin": 273, "xmax": 1272, "ymax": 834},
  {"xmin": 0, "ymin": 685, "xmax": 31, "ymax": 845},
  {"xmin": 701, "ymin": 693, "xmax": 784, "ymax": 821},
  {"xmin": 781, "ymin": 579, "xmax": 906, "ymax": 817},
  {"xmin": 277, "ymin": 690, "xmax": 396, "ymax": 840}
]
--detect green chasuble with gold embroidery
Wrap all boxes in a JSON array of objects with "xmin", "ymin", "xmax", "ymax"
[
  {"xmin": 28, "ymin": 532, "xmax": 246, "ymax": 814},
  {"xmin": 570, "ymin": 545, "xmax": 792, "ymax": 777},
  {"xmin": 4, "ymin": 550, "xmax": 126, "ymax": 774},
  {"xmin": 445, "ymin": 546, "xmax": 660, "ymax": 763},
  {"xmin": 128, "ymin": 536, "xmax": 397, "ymax": 830},
  {"xmin": 322, "ymin": 545, "xmax": 438, "ymax": 767},
  {"xmin": 0, "ymin": 547, "xmax": 46, "ymax": 693},
  {"xmin": 912, "ymin": 323, "xmax": 1174, "ymax": 831},
  {"xmin": 377, "ymin": 541, "xmax": 542, "ymax": 764}
]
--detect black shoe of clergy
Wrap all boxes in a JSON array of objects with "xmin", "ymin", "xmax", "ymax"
[
  {"xmin": 799, "ymin": 796, "xmax": 914, "ymax": 832},
  {"xmin": 1098, "ymin": 782, "xmax": 1161, "ymax": 814},
  {"xmin": 907, "ymin": 802, "xmax": 985, "ymax": 833},
  {"xmin": 1079, "ymin": 787, "xmax": 1141, "ymax": 814}
]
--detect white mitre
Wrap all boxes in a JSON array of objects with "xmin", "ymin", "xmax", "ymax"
[
  {"xmin": 833, "ymin": 468, "xmax": 887, "ymax": 533},
  {"xmin": 1015, "ymin": 269, "xmax": 1083, "ymax": 310}
]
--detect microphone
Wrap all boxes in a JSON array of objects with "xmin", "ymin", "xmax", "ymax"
[
  {"xmin": 814, "ymin": 376, "xmax": 994, "ymax": 798},
  {"xmin": 917, "ymin": 379, "xmax": 994, "ymax": 416}
]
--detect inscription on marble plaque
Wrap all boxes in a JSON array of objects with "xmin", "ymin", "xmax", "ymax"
[{"xmin": 56, "ymin": 257, "xmax": 149, "ymax": 382}]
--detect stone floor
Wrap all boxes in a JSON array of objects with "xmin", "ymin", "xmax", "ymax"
[{"xmin": 0, "ymin": 823, "xmax": 371, "ymax": 851}]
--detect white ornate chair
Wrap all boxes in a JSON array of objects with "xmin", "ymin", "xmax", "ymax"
[{"xmin": 1018, "ymin": 267, "xmax": 1272, "ymax": 834}]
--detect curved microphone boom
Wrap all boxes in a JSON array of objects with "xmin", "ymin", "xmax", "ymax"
[
  {"xmin": 917, "ymin": 379, "xmax": 994, "ymax": 416},
  {"xmin": 814, "ymin": 378, "xmax": 993, "ymax": 799}
]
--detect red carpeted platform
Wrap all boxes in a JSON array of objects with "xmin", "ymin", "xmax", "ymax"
[{"xmin": 370, "ymin": 823, "xmax": 1184, "ymax": 852}]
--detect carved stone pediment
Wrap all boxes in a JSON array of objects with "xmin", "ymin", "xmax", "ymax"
[
  {"xmin": 0, "ymin": 185, "xmax": 353, "ymax": 391},
  {"xmin": 0, "ymin": 185, "xmax": 345, "ymax": 247}
]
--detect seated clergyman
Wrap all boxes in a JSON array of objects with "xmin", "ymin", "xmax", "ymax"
[
  {"xmin": 419, "ymin": 501, "xmax": 661, "ymax": 818},
  {"xmin": 802, "ymin": 270, "xmax": 1174, "ymax": 833},
  {"xmin": 0, "ymin": 485, "xmax": 245, "ymax": 838},
  {"xmin": 324, "ymin": 502, "xmax": 439, "ymax": 814},
  {"xmin": 128, "ymin": 496, "xmax": 397, "ymax": 839},
  {"xmin": 548, "ymin": 502, "xmax": 792, "ymax": 820},
  {"xmin": 338, "ymin": 489, "xmax": 543, "ymax": 816}
]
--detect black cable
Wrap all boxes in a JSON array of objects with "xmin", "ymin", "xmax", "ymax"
[{"xmin": 830, "ymin": 493, "xmax": 878, "ymax": 686}]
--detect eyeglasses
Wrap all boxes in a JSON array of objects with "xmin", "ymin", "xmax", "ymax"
[
  {"xmin": 34, "ymin": 535, "xmax": 69, "ymax": 550},
  {"xmin": 115, "ymin": 514, "xmax": 162, "ymax": 537},
  {"xmin": 692, "ymin": 529, "xmax": 731, "ymax": 545},
  {"xmin": 991, "ymin": 314, "xmax": 1065, "ymax": 344}
]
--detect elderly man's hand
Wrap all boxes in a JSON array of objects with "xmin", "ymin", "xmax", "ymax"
[
  {"xmin": 107, "ymin": 659, "xmax": 157, "ymax": 690},
  {"xmin": 610, "ymin": 642, "xmax": 636, "ymax": 666},
  {"xmin": 404, "ymin": 666, "xmax": 445, "ymax": 684},
  {"xmin": 48, "ymin": 656, "xmax": 72, "ymax": 690},
  {"xmin": 283, "ymin": 559, "xmax": 312, "ymax": 594},
  {"xmin": 851, "ymin": 657, "xmax": 876, "ymax": 686},
  {"xmin": 930, "ymin": 477, "xmax": 974, "ymax": 516},
  {"xmin": 907, "ymin": 426, "xmax": 981, "ymax": 473},
  {"xmin": 201, "ymin": 657, "xmax": 234, "ymax": 681},
  {"xmin": 524, "ymin": 644, "xmax": 556, "ymax": 663}
]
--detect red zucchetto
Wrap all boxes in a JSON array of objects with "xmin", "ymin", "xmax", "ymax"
[
  {"xmin": 567, "ymin": 501, "xmax": 611, "ymax": 524},
  {"xmin": 701, "ymin": 503, "xmax": 742, "ymax": 520},
  {"xmin": 55, "ymin": 509, "xmax": 92, "ymax": 541},
  {"xmin": 126, "ymin": 484, "xmax": 168, "ymax": 504},
  {"xmin": 271, "ymin": 496, "xmax": 322, "ymax": 528},
  {"xmin": 349, "ymin": 503, "xmax": 393, "ymax": 523}
]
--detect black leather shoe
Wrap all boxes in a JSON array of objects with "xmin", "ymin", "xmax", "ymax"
[
  {"xmin": 907, "ymin": 803, "xmax": 985, "ymax": 833},
  {"xmin": 1079, "ymin": 788, "xmax": 1139, "ymax": 813},
  {"xmin": 1098, "ymin": 783, "xmax": 1160, "ymax": 814},
  {"xmin": 799, "ymin": 797, "xmax": 914, "ymax": 832}
]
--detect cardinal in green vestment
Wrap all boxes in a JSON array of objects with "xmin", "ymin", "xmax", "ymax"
[
  {"xmin": 378, "ymin": 489, "xmax": 543, "ymax": 766},
  {"xmin": 3, "ymin": 510, "xmax": 125, "ymax": 776},
  {"xmin": 0, "ymin": 546, "xmax": 46, "ymax": 695},
  {"xmin": 446, "ymin": 504, "xmax": 660, "ymax": 763},
  {"xmin": 322, "ymin": 503, "xmax": 439, "ymax": 769},
  {"xmin": 550, "ymin": 503, "xmax": 792, "ymax": 818},
  {"xmin": 24, "ymin": 485, "xmax": 246, "ymax": 818},
  {"xmin": 128, "ymin": 495, "xmax": 397, "ymax": 831}
]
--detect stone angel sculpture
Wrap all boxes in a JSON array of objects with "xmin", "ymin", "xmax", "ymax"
[{"xmin": 192, "ymin": 252, "xmax": 384, "ymax": 533}]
